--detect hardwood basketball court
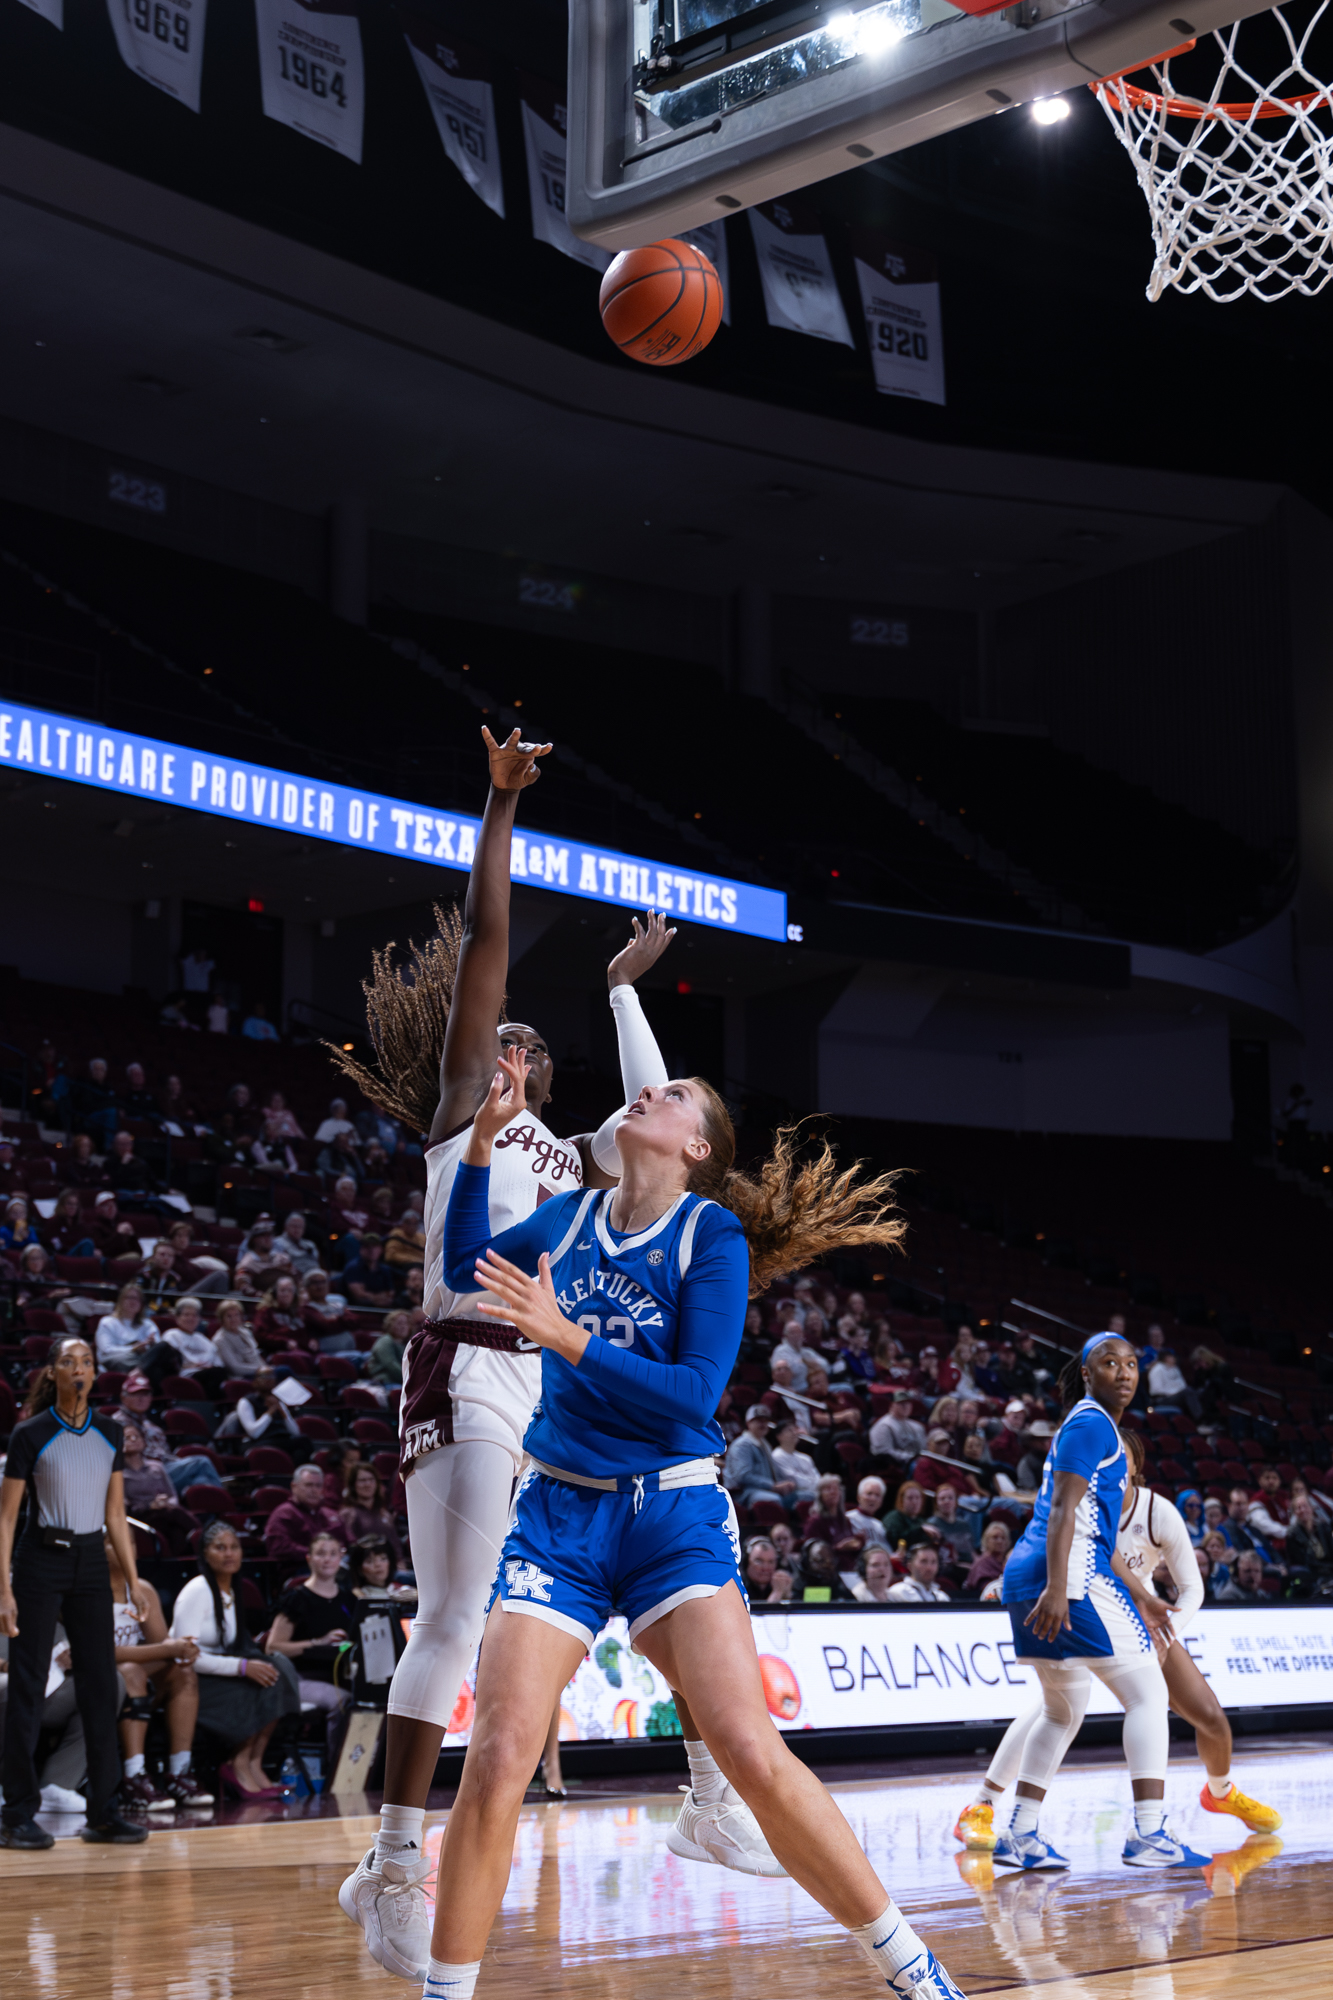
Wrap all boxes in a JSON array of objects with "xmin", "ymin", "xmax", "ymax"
[{"xmin": 3, "ymin": 1740, "xmax": 1330, "ymax": 1999}]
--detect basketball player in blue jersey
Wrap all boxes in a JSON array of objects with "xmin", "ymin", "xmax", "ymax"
[
  {"xmin": 420, "ymin": 1045, "xmax": 970, "ymax": 2000},
  {"xmin": 995, "ymin": 1332, "xmax": 1208, "ymax": 1871}
]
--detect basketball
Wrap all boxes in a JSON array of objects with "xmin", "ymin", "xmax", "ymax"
[{"xmin": 598, "ymin": 238, "xmax": 723, "ymax": 366}]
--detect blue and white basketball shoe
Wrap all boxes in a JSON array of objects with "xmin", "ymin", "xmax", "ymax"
[
  {"xmin": 992, "ymin": 1828, "xmax": 1070, "ymax": 1871},
  {"xmin": 884, "ymin": 1947, "xmax": 970, "ymax": 1999},
  {"xmin": 1122, "ymin": 1827, "xmax": 1210, "ymax": 1868}
]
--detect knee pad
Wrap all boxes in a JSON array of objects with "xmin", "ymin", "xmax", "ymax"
[{"xmin": 119, "ymin": 1692, "xmax": 157, "ymax": 1723}]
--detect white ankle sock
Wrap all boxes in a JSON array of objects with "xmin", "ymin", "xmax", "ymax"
[
  {"xmin": 848, "ymin": 1902, "xmax": 930, "ymax": 1982},
  {"xmin": 1134, "ymin": 1800, "xmax": 1167, "ymax": 1836},
  {"xmin": 1207, "ymin": 1773, "xmax": 1233, "ymax": 1799},
  {"xmin": 168, "ymin": 1751, "xmax": 191, "ymax": 1776},
  {"xmin": 684, "ymin": 1739, "xmax": 726, "ymax": 1808},
  {"xmin": 424, "ymin": 1960, "xmax": 480, "ymax": 1999},
  {"xmin": 1009, "ymin": 1797, "xmax": 1041, "ymax": 1837},
  {"xmin": 124, "ymin": 1754, "xmax": 145, "ymax": 1779},
  {"xmin": 972, "ymin": 1782, "xmax": 1001, "ymax": 1809},
  {"xmin": 375, "ymin": 1802, "xmax": 425, "ymax": 1868}
]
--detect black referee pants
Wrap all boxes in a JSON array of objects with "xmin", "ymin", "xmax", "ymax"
[{"xmin": 1, "ymin": 1534, "xmax": 121, "ymax": 1825}]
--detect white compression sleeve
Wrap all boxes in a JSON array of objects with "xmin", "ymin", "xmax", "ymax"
[
  {"xmin": 589, "ymin": 984, "xmax": 670, "ymax": 1175},
  {"xmin": 1015, "ymin": 1661, "xmax": 1093, "ymax": 1792},
  {"xmin": 1091, "ymin": 1655, "xmax": 1170, "ymax": 1781}
]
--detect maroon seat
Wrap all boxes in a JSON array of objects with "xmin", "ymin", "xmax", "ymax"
[
  {"xmin": 221, "ymin": 1378, "xmax": 252, "ymax": 1405},
  {"xmin": 93, "ymin": 1370, "xmax": 127, "ymax": 1401},
  {"xmin": 182, "ymin": 1483, "xmax": 233, "ymax": 1514},
  {"xmin": 246, "ymin": 1445, "xmax": 294, "ymax": 1476},
  {"xmin": 296, "ymin": 1413, "xmax": 339, "ymax": 1440},
  {"xmin": 1221, "ymin": 1460, "xmax": 1249, "ymax": 1484},
  {"xmin": 1194, "ymin": 1458, "xmax": 1224, "ymax": 1483},
  {"xmin": 350, "ymin": 1416, "xmax": 395, "ymax": 1444},
  {"xmin": 271, "ymin": 1350, "xmax": 315, "ymax": 1373},
  {"xmin": 317, "ymin": 1356, "xmax": 358, "ymax": 1382},
  {"xmin": 18, "ymin": 1309, "xmax": 65, "ymax": 1335},
  {"xmin": 748, "ymin": 1499, "xmax": 787, "ymax": 1527},
  {"xmin": 53, "ymin": 1256, "xmax": 104, "ymax": 1283},
  {"xmin": 22, "ymin": 1335, "xmax": 52, "ymax": 1360},
  {"xmin": 156, "ymin": 1374, "xmax": 201, "ymax": 1402},
  {"xmin": 372, "ymin": 1451, "xmax": 398, "ymax": 1484},
  {"xmin": 1237, "ymin": 1438, "xmax": 1265, "ymax": 1462},
  {"xmin": 249, "ymin": 1483, "xmax": 291, "ymax": 1516},
  {"xmin": 340, "ymin": 1385, "xmax": 382, "ymax": 1410},
  {"xmin": 162, "ymin": 1407, "xmax": 209, "ymax": 1438},
  {"xmin": 1275, "ymin": 1461, "xmax": 1301, "ymax": 1486}
]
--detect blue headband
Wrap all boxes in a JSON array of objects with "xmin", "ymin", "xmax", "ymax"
[{"xmin": 1081, "ymin": 1332, "xmax": 1123, "ymax": 1366}]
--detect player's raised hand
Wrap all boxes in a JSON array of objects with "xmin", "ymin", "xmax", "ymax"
[
  {"xmin": 472, "ymin": 1250, "xmax": 589, "ymax": 1364},
  {"xmin": 607, "ymin": 910, "xmax": 677, "ymax": 990},
  {"xmin": 483, "ymin": 724, "xmax": 551, "ymax": 792},
  {"xmin": 474, "ymin": 1046, "xmax": 528, "ymax": 1148}
]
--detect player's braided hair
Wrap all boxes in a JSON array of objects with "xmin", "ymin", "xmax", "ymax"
[
  {"xmin": 324, "ymin": 903, "xmax": 486, "ymax": 1135},
  {"xmin": 684, "ymin": 1080, "xmax": 907, "ymax": 1297}
]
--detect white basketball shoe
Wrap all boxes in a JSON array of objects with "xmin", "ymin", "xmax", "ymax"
[
  {"xmin": 339, "ymin": 1846, "xmax": 433, "ymax": 1981},
  {"xmin": 666, "ymin": 1783, "xmax": 788, "ymax": 1877}
]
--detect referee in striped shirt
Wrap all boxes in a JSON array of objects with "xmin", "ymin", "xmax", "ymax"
[{"xmin": 0, "ymin": 1335, "xmax": 149, "ymax": 1846}]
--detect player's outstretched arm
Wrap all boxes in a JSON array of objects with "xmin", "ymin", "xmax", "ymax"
[
  {"xmin": 578, "ymin": 911, "xmax": 675, "ymax": 1190},
  {"xmin": 431, "ymin": 726, "xmax": 550, "ymax": 1146}
]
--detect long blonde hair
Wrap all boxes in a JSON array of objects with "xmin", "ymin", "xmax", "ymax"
[
  {"xmin": 685, "ymin": 1081, "xmax": 907, "ymax": 1297},
  {"xmin": 325, "ymin": 903, "xmax": 474, "ymax": 1134}
]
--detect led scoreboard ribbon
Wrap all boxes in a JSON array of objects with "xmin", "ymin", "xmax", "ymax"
[{"xmin": 0, "ymin": 699, "xmax": 787, "ymax": 943}]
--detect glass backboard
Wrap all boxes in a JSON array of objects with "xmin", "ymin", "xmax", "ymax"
[{"xmin": 566, "ymin": 0, "xmax": 1276, "ymax": 248}]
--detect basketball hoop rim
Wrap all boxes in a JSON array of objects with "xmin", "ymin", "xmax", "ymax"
[{"xmin": 1092, "ymin": 35, "xmax": 1333, "ymax": 120}]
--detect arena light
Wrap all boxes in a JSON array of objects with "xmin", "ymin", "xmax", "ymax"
[
  {"xmin": 0, "ymin": 696, "xmax": 786, "ymax": 942},
  {"xmin": 1032, "ymin": 96, "xmax": 1071, "ymax": 123}
]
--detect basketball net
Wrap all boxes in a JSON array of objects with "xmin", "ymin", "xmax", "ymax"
[{"xmin": 1093, "ymin": 2, "xmax": 1333, "ymax": 301}]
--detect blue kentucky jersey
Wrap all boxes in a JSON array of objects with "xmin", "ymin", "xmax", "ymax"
[
  {"xmin": 1003, "ymin": 1398, "xmax": 1128, "ymax": 1603},
  {"xmin": 442, "ymin": 1164, "xmax": 750, "ymax": 1480}
]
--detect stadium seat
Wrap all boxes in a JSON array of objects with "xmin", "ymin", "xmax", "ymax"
[
  {"xmin": 748, "ymin": 1500, "xmax": 787, "ymax": 1527},
  {"xmin": 249, "ymin": 1484, "xmax": 291, "ymax": 1517},
  {"xmin": 317, "ymin": 1355, "xmax": 358, "ymax": 1382},
  {"xmin": 22, "ymin": 1334, "xmax": 52, "ymax": 1360},
  {"xmin": 162, "ymin": 1408, "xmax": 209, "ymax": 1438},
  {"xmin": 296, "ymin": 1413, "xmax": 339, "ymax": 1440},
  {"xmin": 220, "ymin": 1378, "xmax": 252, "ymax": 1404},
  {"xmin": 246, "ymin": 1445, "xmax": 294, "ymax": 1477},
  {"xmin": 52, "ymin": 1256, "xmax": 103, "ymax": 1283},
  {"xmin": 182, "ymin": 1483, "xmax": 233, "ymax": 1514},
  {"xmin": 340, "ymin": 1385, "xmax": 383, "ymax": 1410},
  {"xmin": 351, "ymin": 1416, "xmax": 395, "ymax": 1444},
  {"xmin": 156, "ymin": 1374, "xmax": 201, "ymax": 1401}
]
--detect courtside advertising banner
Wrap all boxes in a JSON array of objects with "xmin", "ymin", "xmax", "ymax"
[
  {"xmin": 107, "ymin": 0, "xmax": 207, "ymax": 110},
  {"xmin": 853, "ymin": 233, "xmax": 946, "ymax": 407},
  {"xmin": 520, "ymin": 77, "xmax": 612, "ymax": 274},
  {"xmin": 255, "ymin": 0, "xmax": 364, "ymax": 162},
  {"xmin": 0, "ymin": 698, "xmax": 787, "ymax": 943},
  {"xmin": 678, "ymin": 221, "xmax": 732, "ymax": 325},
  {"xmin": 400, "ymin": 13, "xmax": 504, "ymax": 218},
  {"xmin": 435, "ymin": 1603, "xmax": 1333, "ymax": 1745},
  {"xmin": 749, "ymin": 200, "xmax": 853, "ymax": 346}
]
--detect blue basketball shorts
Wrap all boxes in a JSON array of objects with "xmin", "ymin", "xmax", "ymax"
[
  {"xmin": 491, "ymin": 1470, "xmax": 744, "ymax": 1650},
  {"xmin": 1008, "ymin": 1572, "xmax": 1152, "ymax": 1662}
]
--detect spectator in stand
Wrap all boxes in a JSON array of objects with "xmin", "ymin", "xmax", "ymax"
[
  {"xmin": 109, "ymin": 1372, "xmax": 216, "ymax": 1496},
  {"xmin": 1201, "ymin": 1530, "xmax": 1234, "ymax": 1588},
  {"xmin": 987, "ymin": 1401, "xmax": 1030, "ymax": 1471},
  {"xmin": 1290, "ymin": 1477, "xmax": 1333, "ymax": 1528},
  {"xmin": 928, "ymin": 1394, "xmax": 961, "ymax": 1440},
  {"xmin": 1015, "ymin": 1419, "xmax": 1056, "ymax": 1491},
  {"xmin": 158, "ymin": 1298, "xmax": 224, "ymax": 1395},
  {"xmin": 241, "ymin": 1000, "xmax": 279, "ymax": 1042},
  {"xmin": 342, "ymin": 1233, "xmax": 396, "ymax": 1310},
  {"xmin": 251, "ymin": 1118, "xmax": 298, "ymax": 1178},
  {"xmin": 41, "ymin": 1188, "xmax": 96, "ymax": 1257},
  {"xmin": 869, "ymin": 1391, "xmax": 927, "ymax": 1462},
  {"xmin": 105, "ymin": 1130, "xmax": 160, "ymax": 1201},
  {"xmin": 846, "ymin": 1476, "xmax": 890, "ymax": 1550},
  {"xmin": 973, "ymin": 1341, "xmax": 1005, "ymax": 1402},
  {"xmin": 741, "ymin": 1536, "xmax": 794, "ymax": 1604},
  {"xmin": 326, "ymin": 1175, "xmax": 368, "ymax": 1238},
  {"xmin": 116, "ymin": 1422, "xmax": 196, "ymax": 1556},
  {"xmin": 887, "ymin": 1542, "xmax": 950, "ymax": 1604},
  {"xmin": 770, "ymin": 1420, "xmax": 820, "ymax": 1503},
  {"xmin": 95, "ymin": 1284, "xmax": 159, "ymax": 1371},
  {"xmin": 253, "ymin": 1275, "xmax": 306, "ymax": 1352},
  {"xmin": 963, "ymin": 1520, "xmax": 1012, "ymax": 1597},
  {"xmin": 206, "ymin": 993, "xmax": 230, "ymax": 1034},
  {"xmin": 362, "ymin": 1145, "xmax": 395, "ymax": 1194},
  {"xmin": 318, "ymin": 1133, "xmax": 363, "ymax": 1187},
  {"xmin": 1147, "ymin": 1346, "xmax": 1202, "ymax": 1421},
  {"xmin": 158, "ymin": 1075, "xmax": 202, "ymax": 1131},
  {"xmin": 265, "ymin": 1532, "xmax": 355, "ymax": 1756},
  {"xmin": 402, "ymin": 1265, "xmax": 424, "ymax": 1314},
  {"xmin": 301, "ymin": 1269, "xmax": 355, "ymax": 1355},
  {"xmin": 985, "ymin": 1342, "xmax": 1024, "ymax": 1404},
  {"xmin": 384, "ymin": 1209, "xmax": 427, "ymax": 1272},
  {"xmin": 368, "ymin": 1309, "xmax": 409, "ymax": 1389},
  {"xmin": 916, "ymin": 1428, "xmax": 965, "ymax": 1497},
  {"xmin": 260, "ymin": 1091, "xmax": 303, "ymax": 1139},
  {"xmin": 761, "ymin": 1357, "xmax": 799, "ymax": 1429},
  {"xmin": 274, "ymin": 1210, "xmax": 321, "ymax": 1279},
  {"xmin": 320, "ymin": 1442, "xmax": 362, "ymax": 1505},
  {"xmin": 1286, "ymin": 1494, "xmax": 1333, "ymax": 1585},
  {"xmin": 1220, "ymin": 1486, "xmax": 1270, "ymax": 1560},
  {"xmin": 264, "ymin": 1465, "xmax": 347, "ymax": 1561},
  {"xmin": 180, "ymin": 946, "xmax": 215, "ymax": 1001},
  {"xmin": 85, "ymin": 1190, "xmax": 139, "ymax": 1258},
  {"xmin": 851, "ymin": 1547, "xmax": 894, "ymax": 1603},
  {"xmin": 1248, "ymin": 1469, "xmax": 1291, "ymax": 1548},
  {"xmin": 960, "ymin": 1430, "xmax": 1015, "ymax": 1499},
  {"xmin": 913, "ymin": 1346, "xmax": 942, "ymax": 1399},
  {"xmin": 213, "ymin": 1297, "xmax": 264, "ymax": 1380},
  {"xmin": 1215, "ymin": 1549, "xmax": 1270, "ymax": 1605},
  {"xmin": 768, "ymin": 1519, "xmax": 799, "ymax": 1572},
  {"xmin": 72, "ymin": 1057, "xmax": 118, "ymax": 1148},
  {"xmin": 884, "ymin": 1480, "xmax": 930, "ymax": 1552},
  {"xmin": 340, "ymin": 1464, "xmax": 403, "ymax": 1568},
  {"xmin": 954, "ymin": 1400, "xmax": 983, "ymax": 1456},
  {"xmin": 769, "ymin": 1318, "xmax": 811, "ymax": 1394},
  {"xmin": 723, "ymin": 1407, "xmax": 792, "ymax": 1510},
  {"xmin": 104, "ymin": 1532, "xmax": 207, "ymax": 1811},
  {"xmin": 0, "ymin": 1138, "xmax": 18, "ymax": 1196},
  {"xmin": 170, "ymin": 1522, "xmax": 300, "ymax": 1798},
  {"xmin": 234, "ymin": 1222, "xmax": 282, "ymax": 1294},
  {"xmin": 15, "ymin": 1244, "xmax": 72, "ymax": 1313},
  {"xmin": 0, "ymin": 1198, "xmax": 37, "ymax": 1253},
  {"xmin": 872, "ymin": 1329, "xmax": 912, "ymax": 1393},
  {"xmin": 138, "ymin": 1239, "xmax": 181, "ymax": 1308},
  {"xmin": 1194, "ymin": 1546, "xmax": 1219, "ymax": 1604},
  {"xmin": 923, "ymin": 1482, "xmax": 977, "ymax": 1570},
  {"xmin": 1176, "ymin": 1488, "xmax": 1206, "ymax": 1546},
  {"xmin": 835, "ymin": 1318, "xmax": 876, "ymax": 1387},
  {"xmin": 804, "ymin": 1474, "xmax": 865, "ymax": 1561},
  {"xmin": 215, "ymin": 1368, "xmax": 301, "ymax": 1444},
  {"xmin": 118, "ymin": 1064, "xmax": 158, "ymax": 1123},
  {"xmin": 314, "ymin": 1098, "xmax": 359, "ymax": 1149},
  {"xmin": 796, "ymin": 1539, "xmax": 856, "ymax": 1603}
]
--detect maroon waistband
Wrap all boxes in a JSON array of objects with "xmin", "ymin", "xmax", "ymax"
[{"xmin": 416, "ymin": 1314, "xmax": 539, "ymax": 1355}]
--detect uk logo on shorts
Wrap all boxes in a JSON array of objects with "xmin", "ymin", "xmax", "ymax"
[{"xmin": 505, "ymin": 1559, "xmax": 555, "ymax": 1601}]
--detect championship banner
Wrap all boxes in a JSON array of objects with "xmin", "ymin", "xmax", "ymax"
[
  {"xmin": 852, "ymin": 232, "xmax": 946, "ymax": 406},
  {"xmin": 106, "ymin": 0, "xmax": 207, "ymax": 111},
  {"xmin": 255, "ymin": 0, "xmax": 364, "ymax": 163},
  {"xmin": 434, "ymin": 1602, "xmax": 1333, "ymax": 1746},
  {"xmin": 520, "ymin": 76, "xmax": 612, "ymax": 274},
  {"xmin": 678, "ymin": 221, "xmax": 732, "ymax": 325},
  {"xmin": 748, "ymin": 199, "xmax": 853, "ymax": 346},
  {"xmin": 400, "ymin": 12, "xmax": 504, "ymax": 218},
  {"xmin": 0, "ymin": 696, "xmax": 787, "ymax": 942},
  {"xmin": 17, "ymin": 0, "xmax": 62, "ymax": 24}
]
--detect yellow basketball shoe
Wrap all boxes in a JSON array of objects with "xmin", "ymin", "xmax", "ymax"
[
  {"xmin": 1198, "ymin": 1782, "xmax": 1283, "ymax": 1833},
  {"xmin": 954, "ymin": 1800, "xmax": 998, "ymax": 1851}
]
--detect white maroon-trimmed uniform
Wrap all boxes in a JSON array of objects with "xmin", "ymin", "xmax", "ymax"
[
  {"xmin": 398, "ymin": 1110, "xmax": 582, "ymax": 1474},
  {"xmin": 1117, "ymin": 1486, "xmax": 1204, "ymax": 1629}
]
